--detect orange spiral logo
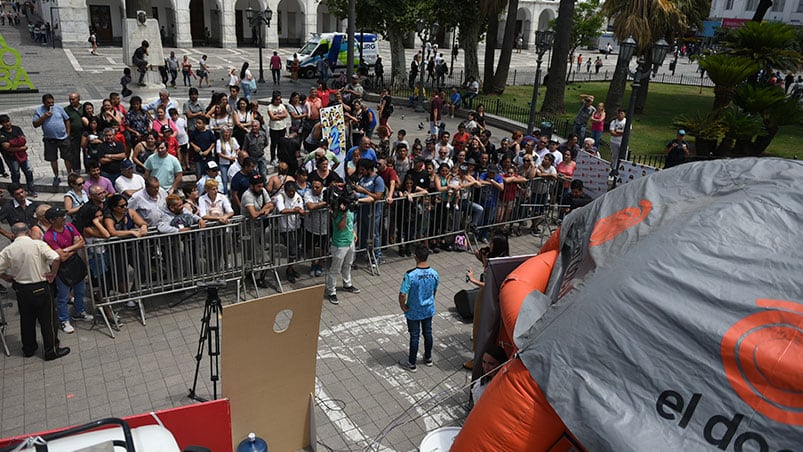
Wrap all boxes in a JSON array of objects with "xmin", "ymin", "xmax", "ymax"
[
  {"xmin": 721, "ymin": 299, "xmax": 803, "ymax": 426},
  {"xmin": 589, "ymin": 199, "xmax": 652, "ymax": 247}
]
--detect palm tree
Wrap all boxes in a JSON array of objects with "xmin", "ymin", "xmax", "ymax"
[
  {"xmin": 723, "ymin": 21, "xmax": 801, "ymax": 77},
  {"xmin": 601, "ymin": 0, "xmax": 708, "ymax": 114},
  {"xmin": 698, "ymin": 55, "xmax": 759, "ymax": 110}
]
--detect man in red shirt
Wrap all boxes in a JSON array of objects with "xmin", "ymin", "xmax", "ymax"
[{"xmin": 270, "ymin": 51, "xmax": 282, "ymax": 85}]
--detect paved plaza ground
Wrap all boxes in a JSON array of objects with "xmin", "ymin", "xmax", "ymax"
[{"xmin": 0, "ymin": 26, "xmax": 560, "ymax": 450}]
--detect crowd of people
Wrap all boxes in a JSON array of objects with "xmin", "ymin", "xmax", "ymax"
[{"xmin": 0, "ymin": 72, "xmax": 603, "ymax": 347}]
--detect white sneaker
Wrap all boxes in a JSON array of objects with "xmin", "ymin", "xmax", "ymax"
[
  {"xmin": 61, "ymin": 321, "xmax": 75, "ymax": 334},
  {"xmin": 125, "ymin": 300, "xmax": 138, "ymax": 309},
  {"xmin": 72, "ymin": 311, "xmax": 94, "ymax": 322}
]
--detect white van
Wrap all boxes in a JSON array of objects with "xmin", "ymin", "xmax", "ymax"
[{"xmin": 287, "ymin": 32, "xmax": 379, "ymax": 79}]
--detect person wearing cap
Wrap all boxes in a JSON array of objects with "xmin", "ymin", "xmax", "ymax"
[
  {"xmin": 144, "ymin": 139, "xmax": 183, "ymax": 195},
  {"xmin": 160, "ymin": 123, "xmax": 180, "ymax": 159},
  {"xmin": 664, "ymin": 129, "xmax": 689, "ymax": 169},
  {"xmin": 0, "ymin": 222, "xmax": 69, "ymax": 360},
  {"xmin": 422, "ymin": 136, "xmax": 437, "ymax": 161},
  {"xmin": 114, "ymin": 159, "xmax": 146, "ymax": 198},
  {"xmin": 42, "ymin": 207, "xmax": 93, "ymax": 335},
  {"xmin": 196, "ymin": 160, "xmax": 225, "ymax": 196}
]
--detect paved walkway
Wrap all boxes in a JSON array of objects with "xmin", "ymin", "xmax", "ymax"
[{"xmin": 0, "ymin": 25, "xmax": 554, "ymax": 451}]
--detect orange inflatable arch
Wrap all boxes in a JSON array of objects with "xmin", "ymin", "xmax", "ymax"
[{"xmin": 452, "ymin": 232, "xmax": 584, "ymax": 451}]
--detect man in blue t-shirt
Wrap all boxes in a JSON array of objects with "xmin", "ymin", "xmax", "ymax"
[
  {"xmin": 398, "ymin": 245, "xmax": 439, "ymax": 372},
  {"xmin": 354, "ymin": 158, "xmax": 385, "ymax": 263}
]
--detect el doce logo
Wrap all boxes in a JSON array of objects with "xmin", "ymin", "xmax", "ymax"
[
  {"xmin": 589, "ymin": 199, "xmax": 651, "ymax": 247},
  {"xmin": 721, "ymin": 298, "xmax": 803, "ymax": 426}
]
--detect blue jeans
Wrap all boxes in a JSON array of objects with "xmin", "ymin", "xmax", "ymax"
[
  {"xmin": 406, "ymin": 316, "xmax": 433, "ymax": 365},
  {"xmin": 4, "ymin": 155, "xmax": 34, "ymax": 192},
  {"xmin": 55, "ymin": 276, "xmax": 86, "ymax": 322},
  {"xmin": 357, "ymin": 204, "xmax": 382, "ymax": 260},
  {"xmin": 454, "ymin": 199, "xmax": 483, "ymax": 230},
  {"xmin": 591, "ymin": 130, "xmax": 602, "ymax": 148}
]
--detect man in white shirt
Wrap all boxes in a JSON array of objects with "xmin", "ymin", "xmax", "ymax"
[
  {"xmin": 114, "ymin": 160, "xmax": 145, "ymax": 198},
  {"xmin": 128, "ymin": 176, "xmax": 167, "ymax": 227},
  {"xmin": 609, "ymin": 109, "xmax": 627, "ymax": 162},
  {"xmin": 434, "ymin": 145, "xmax": 453, "ymax": 169}
]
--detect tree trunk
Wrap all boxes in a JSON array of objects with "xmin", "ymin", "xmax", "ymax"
[
  {"xmin": 461, "ymin": 20, "xmax": 481, "ymax": 83},
  {"xmin": 387, "ymin": 27, "xmax": 407, "ymax": 88},
  {"xmin": 541, "ymin": 0, "xmax": 574, "ymax": 114},
  {"xmin": 566, "ymin": 52, "xmax": 573, "ymax": 84},
  {"xmin": 489, "ymin": 0, "xmax": 519, "ymax": 95},
  {"xmin": 634, "ymin": 76, "xmax": 650, "ymax": 114},
  {"xmin": 752, "ymin": 0, "xmax": 773, "ymax": 22},
  {"xmin": 604, "ymin": 55, "xmax": 629, "ymax": 118},
  {"xmin": 482, "ymin": 13, "xmax": 499, "ymax": 94}
]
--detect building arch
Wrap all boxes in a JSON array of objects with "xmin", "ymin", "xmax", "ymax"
[
  {"xmin": 316, "ymin": 2, "xmax": 342, "ymax": 33},
  {"xmin": 517, "ymin": 7, "xmax": 532, "ymax": 49},
  {"xmin": 277, "ymin": 0, "xmax": 305, "ymax": 46}
]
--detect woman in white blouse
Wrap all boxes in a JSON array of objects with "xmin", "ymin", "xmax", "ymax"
[{"xmin": 215, "ymin": 126, "xmax": 239, "ymax": 189}]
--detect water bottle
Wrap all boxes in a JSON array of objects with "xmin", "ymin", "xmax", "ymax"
[{"xmin": 236, "ymin": 432, "xmax": 268, "ymax": 452}]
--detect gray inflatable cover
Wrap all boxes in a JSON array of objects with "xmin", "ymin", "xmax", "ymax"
[{"xmin": 514, "ymin": 158, "xmax": 803, "ymax": 450}]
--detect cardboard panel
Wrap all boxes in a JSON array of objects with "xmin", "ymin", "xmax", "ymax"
[{"xmin": 222, "ymin": 285, "xmax": 324, "ymax": 451}]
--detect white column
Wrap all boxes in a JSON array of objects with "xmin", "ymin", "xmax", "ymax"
[
  {"xmin": 174, "ymin": 0, "xmax": 193, "ymax": 48},
  {"xmin": 264, "ymin": 0, "xmax": 279, "ymax": 50},
  {"xmin": 303, "ymin": 0, "xmax": 314, "ymax": 41},
  {"xmin": 220, "ymin": 0, "xmax": 237, "ymax": 48}
]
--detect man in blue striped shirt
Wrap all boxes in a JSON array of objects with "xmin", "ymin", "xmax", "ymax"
[{"xmin": 398, "ymin": 245, "xmax": 439, "ymax": 372}]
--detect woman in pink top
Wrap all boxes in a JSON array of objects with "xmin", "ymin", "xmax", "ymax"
[
  {"xmin": 590, "ymin": 102, "xmax": 606, "ymax": 148},
  {"xmin": 557, "ymin": 149, "xmax": 577, "ymax": 203}
]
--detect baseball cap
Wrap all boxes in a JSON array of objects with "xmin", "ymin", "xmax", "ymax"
[
  {"xmin": 466, "ymin": 158, "xmax": 477, "ymax": 166},
  {"xmin": 487, "ymin": 164, "xmax": 500, "ymax": 173},
  {"xmin": 458, "ymin": 163, "xmax": 469, "ymax": 172},
  {"xmin": 161, "ymin": 124, "xmax": 173, "ymax": 134},
  {"xmin": 207, "ymin": 161, "xmax": 219, "ymax": 171},
  {"xmin": 45, "ymin": 207, "xmax": 66, "ymax": 221},
  {"xmin": 678, "ymin": 129, "xmax": 686, "ymax": 135},
  {"xmin": 121, "ymin": 159, "xmax": 135, "ymax": 170},
  {"xmin": 250, "ymin": 173, "xmax": 265, "ymax": 185}
]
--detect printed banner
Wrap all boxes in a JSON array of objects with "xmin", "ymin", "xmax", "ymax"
[
  {"xmin": 0, "ymin": 32, "xmax": 36, "ymax": 92},
  {"xmin": 574, "ymin": 151, "xmax": 610, "ymax": 198},
  {"xmin": 575, "ymin": 152, "xmax": 660, "ymax": 198},
  {"xmin": 320, "ymin": 104, "xmax": 346, "ymax": 178}
]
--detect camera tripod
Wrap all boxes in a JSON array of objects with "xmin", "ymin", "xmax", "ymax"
[{"xmin": 188, "ymin": 280, "xmax": 227, "ymax": 402}]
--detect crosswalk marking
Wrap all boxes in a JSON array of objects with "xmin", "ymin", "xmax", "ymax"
[{"xmin": 63, "ymin": 49, "xmax": 82, "ymax": 72}]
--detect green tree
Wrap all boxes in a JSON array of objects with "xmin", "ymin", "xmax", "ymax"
[
  {"xmin": 549, "ymin": 0, "xmax": 604, "ymax": 83},
  {"xmin": 482, "ymin": 0, "xmax": 520, "ymax": 95},
  {"xmin": 540, "ymin": 0, "xmax": 575, "ymax": 114},
  {"xmin": 723, "ymin": 21, "xmax": 801, "ymax": 78},
  {"xmin": 600, "ymin": 0, "xmax": 708, "ymax": 115},
  {"xmin": 698, "ymin": 54, "xmax": 759, "ymax": 110},
  {"xmin": 324, "ymin": 0, "xmax": 434, "ymax": 87}
]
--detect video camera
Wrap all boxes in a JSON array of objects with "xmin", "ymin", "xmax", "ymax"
[{"xmin": 327, "ymin": 183, "xmax": 359, "ymax": 212}]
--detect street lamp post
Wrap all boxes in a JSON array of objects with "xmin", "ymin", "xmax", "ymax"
[
  {"xmin": 610, "ymin": 36, "xmax": 670, "ymax": 189},
  {"xmin": 414, "ymin": 19, "xmax": 439, "ymax": 113},
  {"xmin": 246, "ymin": 6, "xmax": 273, "ymax": 84},
  {"xmin": 526, "ymin": 30, "xmax": 555, "ymax": 133}
]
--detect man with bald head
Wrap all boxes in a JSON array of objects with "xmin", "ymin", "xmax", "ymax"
[{"xmin": 0, "ymin": 222, "xmax": 69, "ymax": 360}]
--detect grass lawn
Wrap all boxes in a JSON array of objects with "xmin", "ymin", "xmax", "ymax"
[{"xmin": 495, "ymin": 82, "xmax": 802, "ymax": 159}]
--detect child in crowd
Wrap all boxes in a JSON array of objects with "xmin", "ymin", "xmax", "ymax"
[{"xmin": 121, "ymin": 68, "xmax": 132, "ymax": 98}]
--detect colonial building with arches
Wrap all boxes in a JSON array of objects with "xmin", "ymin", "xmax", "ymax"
[{"xmin": 42, "ymin": 0, "xmax": 555, "ymax": 50}]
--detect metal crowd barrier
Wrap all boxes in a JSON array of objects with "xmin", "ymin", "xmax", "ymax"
[
  {"xmin": 85, "ymin": 218, "xmax": 246, "ymax": 337},
  {"xmin": 81, "ymin": 179, "xmax": 568, "ymax": 337}
]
